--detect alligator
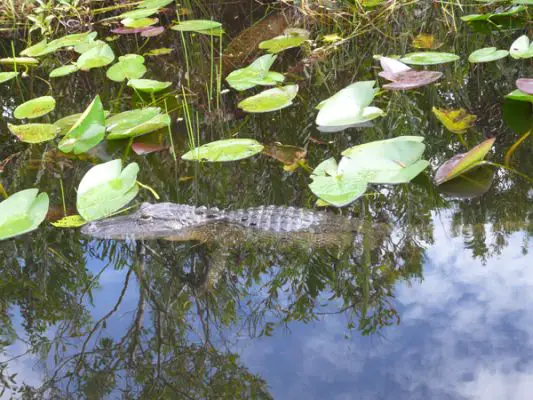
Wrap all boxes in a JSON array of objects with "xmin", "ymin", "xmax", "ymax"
[{"xmin": 81, "ymin": 202, "xmax": 377, "ymax": 245}]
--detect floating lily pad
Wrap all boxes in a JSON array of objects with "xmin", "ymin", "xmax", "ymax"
[
  {"xmin": 20, "ymin": 39, "xmax": 55, "ymax": 57},
  {"xmin": 106, "ymin": 54, "xmax": 147, "ymax": 82},
  {"xmin": 47, "ymin": 31, "xmax": 97, "ymax": 50},
  {"xmin": 226, "ymin": 54, "xmax": 284, "ymax": 91},
  {"xmin": 14, "ymin": 96, "xmax": 56, "ymax": 119},
  {"xmin": 111, "ymin": 26, "xmax": 154, "ymax": 35},
  {"xmin": 341, "ymin": 136, "xmax": 429, "ymax": 184},
  {"xmin": 509, "ymin": 35, "xmax": 533, "ymax": 59},
  {"xmin": 468, "ymin": 47, "xmax": 509, "ymax": 63},
  {"xmin": 461, "ymin": 5, "xmax": 526, "ymax": 22},
  {"xmin": 73, "ymin": 39, "xmax": 105, "ymax": 54},
  {"xmin": 0, "ymin": 57, "xmax": 39, "ymax": 66},
  {"xmin": 58, "ymin": 95, "xmax": 106, "ymax": 154},
  {"xmin": 141, "ymin": 26, "xmax": 165, "ymax": 37},
  {"xmin": 0, "ymin": 71, "xmax": 18, "ymax": 84},
  {"xmin": 432, "ymin": 107, "xmax": 476, "ymax": 134},
  {"xmin": 132, "ymin": 142, "xmax": 167, "ymax": 155},
  {"xmin": 50, "ymin": 64, "xmax": 80, "ymax": 78},
  {"xmin": 77, "ymin": 159, "xmax": 139, "ymax": 221},
  {"xmin": 141, "ymin": 0, "xmax": 173, "ymax": 7},
  {"xmin": 400, "ymin": 52, "xmax": 460, "ymax": 65},
  {"xmin": 8, "ymin": 123, "xmax": 60, "ymax": 143},
  {"xmin": 0, "ymin": 189, "xmax": 49, "ymax": 241},
  {"xmin": 258, "ymin": 34, "xmax": 307, "ymax": 54},
  {"xmin": 127, "ymin": 78, "xmax": 172, "ymax": 92},
  {"xmin": 315, "ymin": 81, "xmax": 384, "ymax": 129},
  {"xmin": 435, "ymin": 137, "xmax": 496, "ymax": 185},
  {"xmin": 182, "ymin": 139, "xmax": 264, "ymax": 162},
  {"xmin": 516, "ymin": 78, "xmax": 533, "ymax": 95},
  {"xmin": 76, "ymin": 43, "xmax": 115, "ymax": 71},
  {"xmin": 171, "ymin": 20, "xmax": 223, "ymax": 35},
  {"xmin": 378, "ymin": 57, "xmax": 442, "ymax": 90},
  {"xmin": 505, "ymin": 89, "xmax": 533, "ymax": 103},
  {"xmin": 121, "ymin": 17, "xmax": 158, "ymax": 28},
  {"xmin": 107, "ymin": 108, "xmax": 171, "ymax": 139},
  {"xmin": 238, "ymin": 85, "xmax": 298, "ymax": 113},
  {"xmin": 54, "ymin": 110, "xmax": 111, "ymax": 136},
  {"xmin": 309, "ymin": 157, "xmax": 368, "ymax": 207}
]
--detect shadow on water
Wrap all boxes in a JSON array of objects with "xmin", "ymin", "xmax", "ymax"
[{"xmin": 0, "ymin": 0, "xmax": 532, "ymax": 398}]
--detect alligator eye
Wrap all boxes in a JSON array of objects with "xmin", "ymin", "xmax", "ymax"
[{"xmin": 140, "ymin": 214, "xmax": 152, "ymax": 221}]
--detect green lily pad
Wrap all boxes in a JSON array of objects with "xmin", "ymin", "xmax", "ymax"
[
  {"xmin": 73, "ymin": 39, "xmax": 105, "ymax": 54},
  {"xmin": 238, "ymin": 85, "xmax": 298, "ymax": 113},
  {"xmin": 50, "ymin": 64, "xmax": 80, "ymax": 78},
  {"xmin": 182, "ymin": 139, "xmax": 264, "ymax": 162},
  {"xmin": 0, "ymin": 57, "xmax": 39, "ymax": 66},
  {"xmin": 315, "ymin": 81, "xmax": 384, "ymax": 128},
  {"xmin": 20, "ymin": 39, "xmax": 56, "ymax": 57},
  {"xmin": 14, "ymin": 96, "xmax": 56, "ymax": 119},
  {"xmin": 435, "ymin": 137, "xmax": 496, "ymax": 185},
  {"xmin": 400, "ymin": 52, "xmax": 460, "ymax": 65},
  {"xmin": 258, "ymin": 34, "xmax": 307, "ymax": 54},
  {"xmin": 468, "ymin": 47, "xmax": 509, "ymax": 63},
  {"xmin": 7, "ymin": 123, "xmax": 60, "ymax": 143},
  {"xmin": 143, "ymin": 47, "xmax": 173, "ymax": 56},
  {"xmin": 58, "ymin": 95, "xmax": 106, "ymax": 154},
  {"xmin": 106, "ymin": 54, "xmax": 147, "ymax": 82},
  {"xmin": 127, "ymin": 78, "xmax": 171, "ymax": 92},
  {"xmin": 171, "ymin": 19, "xmax": 222, "ymax": 35},
  {"xmin": 77, "ymin": 159, "xmax": 139, "ymax": 221},
  {"xmin": 121, "ymin": 17, "xmax": 158, "ymax": 28},
  {"xmin": 76, "ymin": 43, "xmax": 115, "ymax": 71},
  {"xmin": 226, "ymin": 54, "xmax": 284, "ymax": 91},
  {"xmin": 341, "ymin": 136, "xmax": 429, "ymax": 184},
  {"xmin": 47, "ymin": 31, "xmax": 97, "ymax": 50},
  {"xmin": 54, "ymin": 110, "xmax": 111, "ymax": 136},
  {"xmin": 141, "ymin": 0, "xmax": 173, "ymax": 7},
  {"xmin": 309, "ymin": 157, "xmax": 368, "ymax": 207},
  {"xmin": 509, "ymin": 35, "xmax": 533, "ymax": 59},
  {"xmin": 0, "ymin": 189, "xmax": 49, "ymax": 241},
  {"xmin": 106, "ymin": 108, "xmax": 171, "ymax": 139},
  {"xmin": 461, "ymin": 5, "xmax": 526, "ymax": 22},
  {"xmin": 0, "ymin": 71, "xmax": 18, "ymax": 83},
  {"xmin": 505, "ymin": 89, "xmax": 533, "ymax": 103}
]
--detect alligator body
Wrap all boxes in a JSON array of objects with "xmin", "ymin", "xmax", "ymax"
[{"xmin": 81, "ymin": 203, "xmax": 367, "ymax": 243}]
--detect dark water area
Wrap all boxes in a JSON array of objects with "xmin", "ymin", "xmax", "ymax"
[{"xmin": 0, "ymin": 1, "xmax": 532, "ymax": 399}]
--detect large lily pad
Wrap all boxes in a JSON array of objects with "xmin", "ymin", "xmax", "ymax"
[
  {"xmin": 341, "ymin": 136, "xmax": 429, "ymax": 184},
  {"xmin": 516, "ymin": 78, "xmax": 533, "ymax": 95},
  {"xmin": 461, "ymin": 6, "xmax": 526, "ymax": 22},
  {"xmin": 435, "ymin": 137, "xmax": 496, "ymax": 185},
  {"xmin": 121, "ymin": 17, "xmax": 158, "ymax": 28},
  {"xmin": 510, "ymin": 35, "xmax": 533, "ymax": 59},
  {"xmin": 118, "ymin": 7, "xmax": 159, "ymax": 19},
  {"xmin": 182, "ymin": 139, "xmax": 264, "ymax": 162},
  {"xmin": 468, "ymin": 47, "xmax": 509, "ymax": 63},
  {"xmin": 8, "ymin": 123, "xmax": 60, "ymax": 143},
  {"xmin": 14, "ymin": 96, "xmax": 56, "ymax": 119},
  {"xmin": 0, "ymin": 189, "xmax": 49, "ymax": 241},
  {"xmin": 20, "ymin": 39, "xmax": 56, "ymax": 57},
  {"xmin": 171, "ymin": 20, "xmax": 223, "ymax": 35},
  {"xmin": 432, "ymin": 107, "xmax": 476, "ymax": 134},
  {"xmin": 106, "ymin": 54, "xmax": 147, "ymax": 82},
  {"xmin": 106, "ymin": 108, "xmax": 171, "ymax": 139},
  {"xmin": 77, "ymin": 159, "xmax": 139, "ymax": 221},
  {"xmin": 258, "ymin": 34, "xmax": 307, "ymax": 54},
  {"xmin": 47, "ymin": 31, "xmax": 97, "ymax": 50},
  {"xmin": 238, "ymin": 85, "xmax": 298, "ymax": 113},
  {"xmin": 400, "ymin": 52, "xmax": 460, "ymax": 65},
  {"xmin": 50, "ymin": 64, "xmax": 80, "ymax": 78},
  {"xmin": 226, "ymin": 54, "xmax": 284, "ymax": 91},
  {"xmin": 76, "ymin": 43, "xmax": 115, "ymax": 71},
  {"xmin": 127, "ymin": 78, "xmax": 171, "ymax": 93},
  {"xmin": 309, "ymin": 158, "xmax": 368, "ymax": 207},
  {"xmin": 58, "ymin": 95, "xmax": 106, "ymax": 154},
  {"xmin": 0, "ymin": 72, "xmax": 18, "ymax": 84},
  {"xmin": 315, "ymin": 81, "xmax": 384, "ymax": 128}
]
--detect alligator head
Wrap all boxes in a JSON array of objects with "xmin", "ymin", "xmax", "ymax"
[{"xmin": 81, "ymin": 203, "xmax": 222, "ymax": 240}]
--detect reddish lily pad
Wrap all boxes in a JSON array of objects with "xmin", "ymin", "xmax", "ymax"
[
  {"xmin": 141, "ymin": 26, "xmax": 165, "ymax": 37},
  {"xmin": 132, "ymin": 142, "xmax": 168, "ymax": 155},
  {"xmin": 111, "ymin": 27, "xmax": 154, "ymax": 35},
  {"xmin": 378, "ymin": 57, "xmax": 442, "ymax": 90},
  {"xmin": 435, "ymin": 138, "xmax": 496, "ymax": 185},
  {"xmin": 516, "ymin": 78, "xmax": 533, "ymax": 95}
]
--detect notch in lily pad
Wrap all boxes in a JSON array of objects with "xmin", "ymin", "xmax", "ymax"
[
  {"xmin": 14, "ymin": 96, "xmax": 56, "ymax": 119},
  {"xmin": 106, "ymin": 54, "xmax": 147, "ymax": 82},
  {"xmin": 58, "ymin": 95, "xmax": 106, "ymax": 154},
  {"xmin": 182, "ymin": 139, "xmax": 264, "ymax": 162},
  {"xmin": 435, "ymin": 137, "xmax": 496, "ymax": 185},
  {"xmin": 77, "ymin": 159, "xmax": 140, "ymax": 221},
  {"xmin": 238, "ymin": 85, "xmax": 298, "ymax": 113},
  {"xmin": 0, "ymin": 189, "xmax": 49, "ymax": 241},
  {"xmin": 76, "ymin": 42, "xmax": 115, "ymax": 71}
]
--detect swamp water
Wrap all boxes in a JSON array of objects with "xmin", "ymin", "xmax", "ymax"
[{"xmin": 0, "ymin": 1, "xmax": 532, "ymax": 398}]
